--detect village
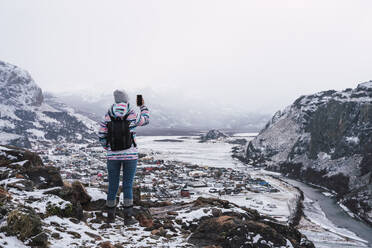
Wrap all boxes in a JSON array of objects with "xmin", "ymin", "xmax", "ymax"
[{"xmin": 31, "ymin": 141, "xmax": 283, "ymax": 213}]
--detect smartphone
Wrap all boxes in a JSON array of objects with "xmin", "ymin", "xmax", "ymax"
[{"xmin": 136, "ymin": 94, "xmax": 143, "ymax": 106}]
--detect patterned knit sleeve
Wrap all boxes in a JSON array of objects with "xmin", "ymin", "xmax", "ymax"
[
  {"xmin": 135, "ymin": 105, "xmax": 150, "ymax": 127},
  {"xmin": 98, "ymin": 113, "xmax": 110, "ymax": 150}
]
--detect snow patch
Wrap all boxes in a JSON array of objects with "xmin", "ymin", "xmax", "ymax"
[
  {"xmin": 10, "ymin": 160, "xmax": 28, "ymax": 166},
  {"xmin": 86, "ymin": 187, "xmax": 106, "ymax": 201}
]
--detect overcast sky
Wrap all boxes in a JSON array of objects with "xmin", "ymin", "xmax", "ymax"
[{"xmin": 0, "ymin": 0, "xmax": 371, "ymax": 113}]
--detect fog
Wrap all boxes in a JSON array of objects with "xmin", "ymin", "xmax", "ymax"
[{"xmin": 1, "ymin": 0, "xmax": 372, "ymax": 113}]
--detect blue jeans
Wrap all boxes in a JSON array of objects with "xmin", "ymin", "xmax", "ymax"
[{"xmin": 106, "ymin": 159, "xmax": 137, "ymax": 207}]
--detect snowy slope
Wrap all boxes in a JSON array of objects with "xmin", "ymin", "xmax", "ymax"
[
  {"xmin": 0, "ymin": 60, "xmax": 97, "ymax": 148},
  {"xmin": 245, "ymin": 81, "xmax": 372, "ymax": 225}
]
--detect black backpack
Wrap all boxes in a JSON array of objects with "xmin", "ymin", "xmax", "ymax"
[{"xmin": 107, "ymin": 112, "xmax": 136, "ymax": 151}]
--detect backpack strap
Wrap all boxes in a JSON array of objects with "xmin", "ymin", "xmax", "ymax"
[{"xmin": 131, "ymin": 133, "xmax": 137, "ymax": 148}]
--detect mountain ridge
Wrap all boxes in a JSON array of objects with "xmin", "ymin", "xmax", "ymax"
[
  {"xmin": 50, "ymin": 88, "xmax": 270, "ymax": 132},
  {"xmin": 245, "ymin": 81, "xmax": 372, "ymax": 225},
  {"xmin": 0, "ymin": 60, "xmax": 97, "ymax": 148}
]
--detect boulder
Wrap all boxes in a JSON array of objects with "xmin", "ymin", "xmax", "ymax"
[
  {"xmin": 46, "ymin": 201, "xmax": 83, "ymax": 220},
  {"xmin": 2, "ymin": 207, "xmax": 44, "ymax": 242},
  {"xmin": 24, "ymin": 165, "xmax": 64, "ymax": 189},
  {"xmin": 27, "ymin": 232, "xmax": 48, "ymax": 248},
  {"xmin": 44, "ymin": 181, "xmax": 92, "ymax": 205},
  {"xmin": 0, "ymin": 145, "xmax": 63, "ymax": 189},
  {"xmin": 71, "ymin": 181, "xmax": 92, "ymax": 204},
  {"xmin": 189, "ymin": 215, "xmax": 314, "ymax": 248},
  {"xmin": 0, "ymin": 145, "xmax": 43, "ymax": 168}
]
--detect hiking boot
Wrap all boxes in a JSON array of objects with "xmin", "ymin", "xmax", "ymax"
[
  {"xmin": 122, "ymin": 206, "xmax": 137, "ymax": 226},
  {"xmin": 106, "ymin": 206, "xmax": 116, "ymax": 223}
]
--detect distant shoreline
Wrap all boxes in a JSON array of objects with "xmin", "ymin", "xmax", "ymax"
[{"xmin": 136, "ymin": 128, "xmax": 261, "ymax": 136}]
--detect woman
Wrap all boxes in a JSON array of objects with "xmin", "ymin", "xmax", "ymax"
[{"xmin": 98, "ymin": 89, "xmax": 150, "ymax": 224}]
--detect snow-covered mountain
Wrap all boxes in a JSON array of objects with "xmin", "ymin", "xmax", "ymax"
[
  {"xmin": 0, "ymin": 60, "xmax": 97, "ymax": 148},
  {"xmin": 52, "ymin": 88, "xmax": 270, "ymax": 134},
  {"xmin": 245, "ymin": 82, "xmax": 372, "ymax": 225}
]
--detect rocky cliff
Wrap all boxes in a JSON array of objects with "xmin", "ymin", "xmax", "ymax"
[
  {"xmin": 0, "ymin": 60, "xmax": 97, "ymax": 148},
  {"xmin": 245, "ymin": 82, "xmax": 372, "ymax": 225}
]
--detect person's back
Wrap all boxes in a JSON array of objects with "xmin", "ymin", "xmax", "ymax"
[{"xmin": 97, "ymin": 89, "xmax": 150, "ymax": 224}]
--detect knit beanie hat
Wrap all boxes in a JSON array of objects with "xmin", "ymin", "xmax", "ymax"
[{"xmin": 113, "ymin": 89, "xmax": 129, "ymax": 103}]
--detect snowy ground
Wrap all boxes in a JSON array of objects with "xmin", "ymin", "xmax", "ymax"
[
  {"xmin": 0, "ymin": 182, "xmax": 193, "ymax": 248},
  {"xmin": 2, "ymin": 135, "xmax": 369, "ymax": 247}
]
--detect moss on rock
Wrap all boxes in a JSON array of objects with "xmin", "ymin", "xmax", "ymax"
[{"xmin": 4, "ymin": 207, "xmax": 43, "ymax": 241}]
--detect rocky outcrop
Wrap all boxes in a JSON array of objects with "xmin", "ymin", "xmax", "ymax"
[
  {"xmin": 189, "ymin": 215, "xmax": 314, "ymax": 248},
  {"xmin": 0, "ymin": 145, "xmax": 63, "ymax": 189},
  {"xmin": 0, "ymin": 60, "xmax": 97, "ymax": 148},
  {"xmin": 245, "ymin": 82, "xmax": 372, "ymax": 225},
  {"xmin": 200, "ymin": 129, "xmax": 228, "ymax": 142}
]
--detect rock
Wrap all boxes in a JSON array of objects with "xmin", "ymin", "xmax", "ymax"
[
  {"xmin": 99, "ymin": 223, "xmax": 112, "ymax": 229},
  {"xmin": 69, "ymin": 218, "xmax": 80, "ymax": 224},
  {"xmin": 211, "ymin": 208, "xmax": 222, "ymax": 217},
  {"xmin": 71, "ymin": 181, "xmax": 92, "ymax": 204},
  {"xmin": 27, "ymin": 232, "xmax": 48, "ymax": 248},
  {"xmin": 151, "ymin": 227, "xmax": 167, "ymax": 237},
  {"xmin": 200, "ymin": 130, "xmax": 228, "ymax": 142},
  {"xmin": 85, "ymin": 199, "xmax": 106, "ymax": 211},
  {"xmin": 167, "ymin": 211, "xmax": 178, "ymax": 216},
  {"xmin": 245, "ymin": 82, "xmax": 372, "ymax": 225},
  {"xmin": 84, "ymin": 231, "xmax": 102, "ymax": 241},
  {"xmin": 44, "ymin": 180, "xmax": 92, "ymax": 207},
  {"xmin": 3, "ymin": 207, "xmax": 43, "ymax": 242},
  {"xmin": 6, "ymin": 179, "xmax": 34, "ymax": 191},
  {"xmin": 194, "ymin": 197, "xmax": 230, "ymax": 208},
  {"xmin": 189, "ymin": 215, "xmax": 314, "ymax": 248},
  {"xmin": 135, "ymin": 208, "xmax": 154, "ymax": 228},
  {"xmin": 0, "ymin": 205, "xmax": 11, "ymax": 220},
  {"xmin": 100, "ymin": 241, "xmax": 115, "ymax": 248},
  {"xmin": 46, "ymin": 201, "xmax": 84, "ymax": 220},
  {"xmin": 175, "ymin": 218, "xmax": 183, "ymax": 225},
  {"xmin": 51, "ymin": 232, "xmax": 61, "ymax": 239},
  {"xmin": 67, "ymin": 230, "xmax": 82, "ymax": 239},
  {"xmin": 0, "ymin": 145, "xmax": 63, "ymax": 189},
  {"xmin": 139, "ymin": 200, "xmax": 173, "ymax": 208},
  {"xmin": 0, "ymin": 187, "xmax": 11, "ymax": 203},
  {"xmin": 24, "ymin": 165, "xmax": 64, "ymax": 189},
  {"xmin": 0, "ymin": 145, "xmax": 43, "ymax": 167}
]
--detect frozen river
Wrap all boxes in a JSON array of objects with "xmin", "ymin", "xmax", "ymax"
[{"xmin": 137, "ymin": 134, "xmax": 372, "ymax": 248}]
